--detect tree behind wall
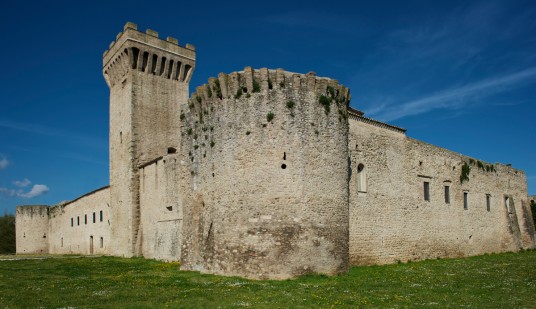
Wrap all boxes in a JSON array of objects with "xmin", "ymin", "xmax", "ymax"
[
  {"xmin": 0, "ymin": 213, "xmax": 16, "ymax": 254},
  {"xmin": 532, "ymin": 201, "xmax": 536, "ymax": 227}
]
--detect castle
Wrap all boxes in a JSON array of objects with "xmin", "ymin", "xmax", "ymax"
[{"xmin": 16, "ymin": 23, "xmax": 536, "ymax": 280}]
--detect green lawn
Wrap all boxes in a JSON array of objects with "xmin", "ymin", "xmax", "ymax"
[{"xmin": 0, "ymin": 251, "xmax": 535, "ymax": 308}]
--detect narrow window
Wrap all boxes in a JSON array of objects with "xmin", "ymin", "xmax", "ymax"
[
  {"xmin": 464, "ymin": 192, "xmax": 468, "ymax": 210},
  {"xmin": 77, "ymin": 216, "xmax": 80, "ymax": 226},
  {"xmin": 100, "ymin": 237, "xmax": 104, "ymax": 248},
  {"xmin": 120, "ymin": 131, "xmax": 122, "ymax": 144},
  {"xmin": 71, "ymin": 218, "xmax": 73, "ymax": 227},
  {"xmin": 505, "ymin": 196, "xmax": 511, "ymax": 213},
  {"xmin": 444, "ymin": 186, "xmax": 450, "ymax": 204},
  {"xmin": 424, "ymin": 182, "xmax": 430, "ymax": 201},
  {"xmin": 100, "ymin": 210, "xmax": 103, "ymax": 222},
  {"xmin": 486, "ymin": 194, "xmax": 491, "ymax": 212},
  {"xmin": 357, "ymin": 163, "xmax": 367, "ymax": 193},
  {"xmin": 61, "ymin": 237, "xmax": 63, "ymax": 248},
  {"xmin": 93, "ymin": 212, "xmax": 96, "ymax": 223},
  {"xmin": 84, "ymin": 214, "xmax": 87, "ymax": 225}
]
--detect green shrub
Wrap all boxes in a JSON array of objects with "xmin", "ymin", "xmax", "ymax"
[
  {"xmin": 252, "ymin": 80, "xmax": 261, "ymax": 93},
  {"xmin": 319, "ymin": 95, "xmax": 331, "ymax": 114},
  {"xmin": 286, "ymin": 101, "xmax": 295, "ymax": 109},
  {"xmin": 235, "ymin": 88, "xmax": 243, "ymax": 99},
  {"xmin": 196, "ymin": 96, "xmax": 202, "ymax": 103},
  {"xmin": 180, "ymin": 113, "xmax": 185, "ymax": 121},
  {"xmin": 267, "ymin": 112, "xmax": 274, "ymax": 122},
  {"xmin": 327, "ymin": 85, "xmax": 336, "ymax": 98}
]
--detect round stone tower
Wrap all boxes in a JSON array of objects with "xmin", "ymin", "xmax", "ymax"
[{"xmin": 179, "ymin": 67, "xmax": 350, "ymax": 279}]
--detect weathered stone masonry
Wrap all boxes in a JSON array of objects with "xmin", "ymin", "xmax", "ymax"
[{"xmin": 16, "ymin": 22, "xmax": 535, "ymax": 280}]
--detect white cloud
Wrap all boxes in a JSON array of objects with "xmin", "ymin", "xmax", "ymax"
[
  {"xmin": 0, "ymin": 157, "xmax": 9, "ymax": 170},
  {"xmin": 0, "ymin": 183, "xmax": 49, "ymax": 199},
  {"xmin": 18, "ymin": 184, "xmax": 49, "ymax": 198},
  {"xmin": 13, "ymin": 178, "xmax": 31, "ymax": 187}
]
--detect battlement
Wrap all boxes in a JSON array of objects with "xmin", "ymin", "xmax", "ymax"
[
  {"xmin": 103, "ymin": 22, "xmax": 196, "ymax": 87},
  {"xmin": 189, "ymin": 67, "xmax": 351, "ymax": 107}
]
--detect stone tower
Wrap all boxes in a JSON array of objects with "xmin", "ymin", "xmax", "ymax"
[
  {"xmin": 102, "ymin": 22, "xmax": 196, "ymax": 256},
  {"xmin": 178, "ymin": 68, "xmax": 351, "ymax": 279}
]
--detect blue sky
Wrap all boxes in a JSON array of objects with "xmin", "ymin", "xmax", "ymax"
[{"xmin": 1, "ymin": 0, "xmax": 535, "ymax": 213}]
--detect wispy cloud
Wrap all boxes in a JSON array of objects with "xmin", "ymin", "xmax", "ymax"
[
  {"xmin": 13, "ymin": 178, "xmax": 31, "ymax": 187},
  {"xmin": 0, "ymin": 183, "xmax": 49, "ymax": 199},
  {"xmin": 367, "ymin": 67, "xmax": 536, "ymax": 122},
  {"xmin": 0, "ymin": 120, "xmax": 106, "ymax": 149},
  {"xmin": 0, "ymin": 157, "xmax": 8, "ymax": 170}
]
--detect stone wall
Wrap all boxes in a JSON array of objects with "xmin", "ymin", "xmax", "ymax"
[
  {"xmin": 47, "ymin": 187, "xmax": 111, "ymax": 255},
  {"xmin": 178, "ymin": 68, "xmax": 351, "ymax": 279},
  {"xmin": 138, "ymin": 156, "xmax": 183, "ymax": 261},
  {"xmin": 15, "ymin": 205, "xmax": 49, "ymax": 254},
  {"xmin": 348, "ymin": 113, "xmax": 535, "ymax": 265}
]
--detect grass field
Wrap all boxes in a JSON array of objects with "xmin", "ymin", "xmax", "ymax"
[{"xmin": 0, "ymin": 251, "xmax": 535, "ymax": 308}]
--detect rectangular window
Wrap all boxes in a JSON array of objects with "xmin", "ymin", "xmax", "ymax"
[
  {"xmin": 464, "ymin": 192, "xmax": 468, "ymax": 210},
  {"xmin": 61, "ymin": 237, "xmax": 63, "ymax": 247},
  {"xmin": 77, "ymin": 216, "xmax": 80, "ymax": 226},
  {"xmin": 84, "ymin": 214, "xmax": 87, "ymax": 225},
  {"xmin": 93, "ymin": 212, "xmax": 96, "ymax": 223},
  {"xmin": 71, "ymin": 218, "xmax": 73, "ymax": 227},
  {"xmin": 424, "ymin": 182, "xmax": 430, "ymax": 201},
  {"xmin": 100, "ymin": 210, "xmax": 103, "ymax": 222},
  {"xmin": 100, "ymin": 237, "xmax": 104, "ymax": 248},
  {"xmin": 444, "ymin": 186, "xmax": 450, "ymax": 204},
  {"xmin": 486, "ymin": 194, "xmax": 491, "ymax": 212}
]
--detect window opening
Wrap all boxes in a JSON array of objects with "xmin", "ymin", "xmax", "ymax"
[
  {"xmin": 464, "ymin": 192, "xmax": 468, "ymax": 210},
  {"xmin": 486, "ymin": 194, "xmax": 491, "ymax": 212},
  {"xmin": 424, "ymin": 182, "xmax": 430, "ymax": 201},
  {"xmin": 100, "ymin": 237, "xmax": 104, "ymax": 248},
  {"xmin": 61, "ymin": 237, "xmax": 63, "ymax": 247},
  {"xmin": 77, "ymin": 216, "xmax": 80, "ymax": 226},
  {"xmin": 71, "ymin": 217, "xmax": 73, "ymax": 227},
  {"xmin": 168, "ymin": 147, "xmax": 176, "ymax": 154},
  {"xmin": 84, "ymin": 214, "xmax": 87, "ymax": 225},
  {"xmin": 100, "ymin": 210, "xmax": 103, "ymax": 222},
  {"xmin": 357, "ymin": 163, "xmax": 367, "ymax": 192},
  {"xmin": 166, "ymin": 206, "xmax": 173, "ymax": 211},
  {"xmin": 93, "ymin": 212, "xmax": 96, "ymax": 223},
  {"xmin": 281, "ymin": 164, "xmax": 287, "ymax": 169},
  {"xmin": 444, "ymin": 186, "xmax": 450, "ymax": 204}
]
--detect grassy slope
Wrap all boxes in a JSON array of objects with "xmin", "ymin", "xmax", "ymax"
[{"xmin": 0, "ymin": 251, "xmax": 535, "ymax": 308}]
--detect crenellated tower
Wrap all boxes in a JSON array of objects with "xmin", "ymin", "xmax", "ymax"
[
  {"xmin": 103, "ymin": 22, "xmax": 196, "ymax": 256},
  {"xmin": 179, "ymin": 67, "xmax": 351, "ymax": 279}
]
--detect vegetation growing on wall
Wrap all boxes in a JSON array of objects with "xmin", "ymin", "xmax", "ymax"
[
  {"xmin": 460, "ymin": 162, "xmax": 471, "ymax": 183},
  {"xmin": 267, "ymin": 112, "xmax": 274, "ymax": 122},
  {"xmin": 252, "ymin": 80, "xmax": 261, "ymax": 93}
]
